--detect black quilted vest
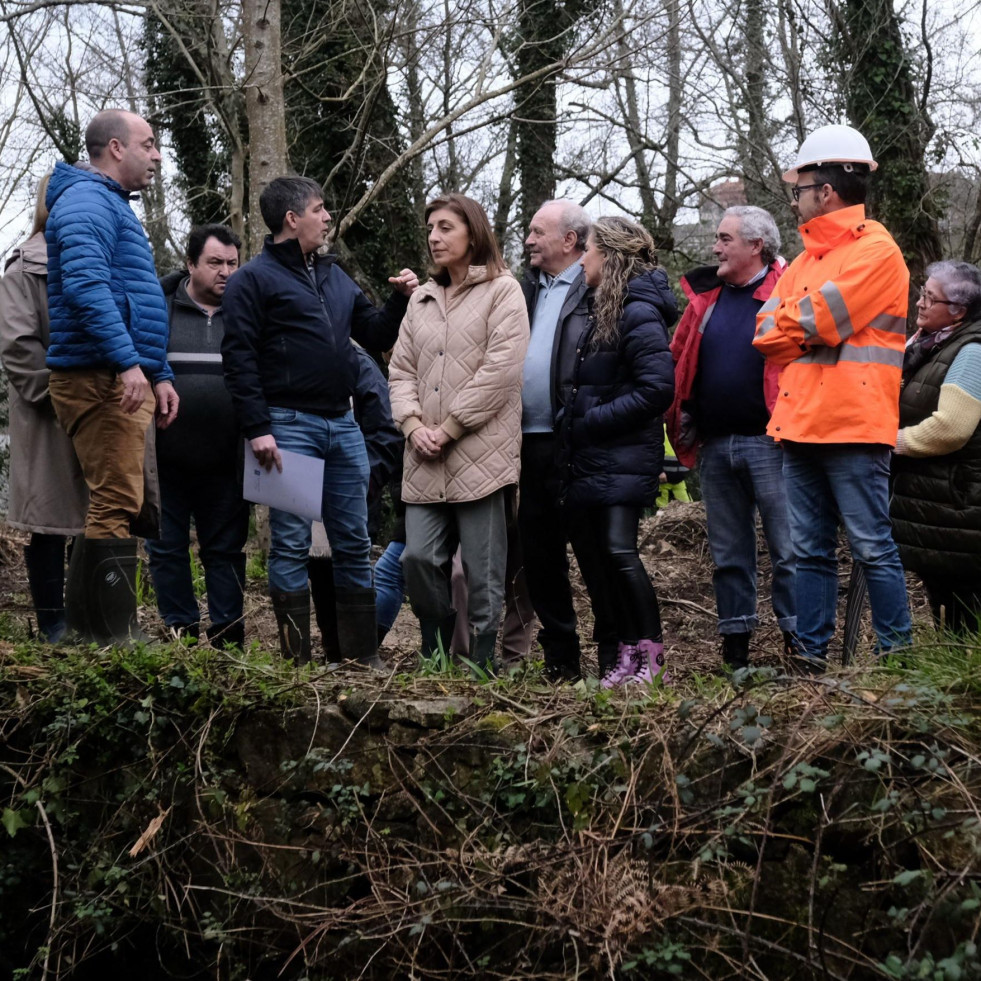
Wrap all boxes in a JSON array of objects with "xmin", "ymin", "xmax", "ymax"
[{"xmin": 890, "ymin": 318, "xmax": 981, "ymax": 579}]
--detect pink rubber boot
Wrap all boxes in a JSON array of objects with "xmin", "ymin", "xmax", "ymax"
[
  {"xmin": 601, "ymin": 642, "xmax": 639, "ymax": 688},
  {"xmin": 630, "ymin": 639, "xmax": 666, "ymax": 685}
]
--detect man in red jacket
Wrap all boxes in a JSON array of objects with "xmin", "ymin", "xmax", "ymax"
[{"xmin": 668, "ymin": 206, "xmax": 795, "ymax": 670}]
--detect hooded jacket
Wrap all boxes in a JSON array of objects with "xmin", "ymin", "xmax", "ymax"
[
  {"xmin": 560, "ymin": 267, "xmax": 678, "ymax": 507},
  {"xmin": 44, "ymin": 161, "xmax": 172, "ymax": 382},
  {"xmin": 752, "ymin": 204, "xmax": 908, "ymax": 445}
]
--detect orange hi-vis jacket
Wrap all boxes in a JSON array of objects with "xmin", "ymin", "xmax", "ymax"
[{"xmin": 752, "ymin": 204, "xmax": 909, "ymax": 445}]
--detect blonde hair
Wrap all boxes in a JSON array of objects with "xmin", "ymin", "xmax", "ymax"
[
  {"xmin": 589, "ymin": 216, "xmax": 658, "ymax": 348},
  {"xmin": 30, "ymin": 173, "xmax": 52, "ymax": 237}
]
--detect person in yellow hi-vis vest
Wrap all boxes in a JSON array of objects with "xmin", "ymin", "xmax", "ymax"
[{"xmin": 656, "ymin": 430, "xmax": 690, "ymax": 508}]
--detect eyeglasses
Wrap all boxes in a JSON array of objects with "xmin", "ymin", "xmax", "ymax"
[
  {"xmin": 917, "ymin": 287, "xmax": 952, "ymax": 308},
  {"xmin": 791, "ymin": 183, "xmax": 824, "ymax": 201}
]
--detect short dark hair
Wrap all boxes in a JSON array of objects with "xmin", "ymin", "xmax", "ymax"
[
  {"xmin": 424, "ymin": 193, "xmax": 505, "ymax": 287},
  {"xmin": 259, "ymin": 176, "xmax": 324, "ymax": 234},
  {"xmin": 799, "ymin": 163, "xmax": 869, "ymax": 206},
  {"xmin": 85, "ymin": 109, "xmax": 134, "ymax": 160},
  {"xmin": 186, "ymin": 224, "xmax": 242, "ymax": 264}
]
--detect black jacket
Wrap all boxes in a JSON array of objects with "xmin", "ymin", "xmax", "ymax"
[
  {"xmin": 221, "ymin": 236, "xmax": 408, "ymax": 439},
  {"xmin": 351, "ymin": 344, "xmax": 401, "ymax": 499},
  {"xmin": 560, "ymin": 268, "xmax": 678, "ymax": 508},
  {"xmin": 520, "ymin": 266, "xmax": 592, "ymax": 419},
  {"xmin": 156, "ymin": 272, "xmax": 240, "ymax": 474}
]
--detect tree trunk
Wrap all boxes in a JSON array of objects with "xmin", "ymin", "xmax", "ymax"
[{"xmin": 243, "ymin": 0, "xmax": 289, "ymax": 256}]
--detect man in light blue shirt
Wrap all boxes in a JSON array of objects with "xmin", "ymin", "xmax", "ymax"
[{"xmin": 518, "ymin": 200, "xmax": 601, "ymax": 681}]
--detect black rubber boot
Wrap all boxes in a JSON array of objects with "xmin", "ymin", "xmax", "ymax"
[
  {"xmin": 23, "ymin": 534, "xmax": 68, "ymax": 642},
  {"xmin": 468, "ymin": 630, "xmax": 498, "ymax": 676},
  {"xmin": 64, "ymin": 535, "xmax": 90, "ymax": 641},
  {"xmin": 336, "ymin": 586, "xmax": 385, "ymax": 670},
  {"xmin": 721, "ymin": 632, "xmax": 751, "ymax": 670},
  {"xmin": 85, "ymin": 538, "xmax": 153, "ymax": 646},
  {"xmin": 419, "ymin": 613, "xmax": 457, "ymax": 659},
  {"xmin": 208, "ymin": 620, "xmax": 245, "ymax": 650},
  {"xmin": 271, "ymin": 588, "xmax": 312, "ymax": 664},
  {"xmin": 308, "ymin": 557, "xmax": 340, "ymax": 661}
]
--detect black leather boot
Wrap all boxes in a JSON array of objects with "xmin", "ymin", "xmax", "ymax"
[
  {"xmin": 270, "ymin": 588, "xmax": 311, "ymax": 664},
  {"xmin": 335, "ymin": 586, "xmax": 385, "ymax": 670},
  {"xmin": 721, "ymin": 631, "xmax": 751, "ymax": 670},
  {"xmin": 23, "ymin": 534, "xmax": 68, "ymax": 642},
  {"xmin": 208, "ymin": 620, "xmax": 245, "ymax": 650},
  {"xmin": 596, "ymin": 640, "xmax": 619, "ymax": 682}
]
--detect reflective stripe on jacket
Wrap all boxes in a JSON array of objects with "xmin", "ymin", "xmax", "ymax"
[{"xmin": 752, "ymin": 204, "xmax": 908, "ymax": 445}]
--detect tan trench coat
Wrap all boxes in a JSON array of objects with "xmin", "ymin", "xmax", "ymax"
[
  {"xmin": 0, "ymin": 232, "xmax": 160, "ymax": 537},
  {"xmin": 388, "ymin": 266, "xmax": 529, "ymax": 504}
]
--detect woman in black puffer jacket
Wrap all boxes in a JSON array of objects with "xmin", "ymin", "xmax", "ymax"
[{"xmin": 561, "ymin": 216, "xmax": 677, "ymax": 686}]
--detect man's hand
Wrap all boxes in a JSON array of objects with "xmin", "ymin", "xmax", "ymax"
[
  {"xmin": 389, "ymin": 268, "xmax": 420, "ymax": 296},
  {"xmin": 119, "ymin": 365, "xmax": 150, "ymax": 414},
  {"xmin": 154, "ymin": 381, "xmax": 180, "ymax": 429},
  {"xmin": 251, "ymin": 434, "xmax": 283, "ymax": 473}
]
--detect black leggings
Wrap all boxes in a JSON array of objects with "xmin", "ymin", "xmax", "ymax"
[{"xmin": 572, "ymin": 505, "xmax": 662, "ymax": 644}]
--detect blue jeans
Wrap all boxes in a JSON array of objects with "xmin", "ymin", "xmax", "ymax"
[
  {"xmin": 700, "ymin": 435, "xmax": 796, "ymax": 635},
  {"xmin": 267, "ymin": 408, "xmax": 371, "ymax": 593},
  {"xmin": 145, "ymin": 467, "xmax": 250, "ymax": 628},
  {"xmin": 374, "ymin": 540, "xmax": 406, "ymax": 634},
  {"xmin": 783, "ymin": 442, "xmax": 911, "ymax": 659}
]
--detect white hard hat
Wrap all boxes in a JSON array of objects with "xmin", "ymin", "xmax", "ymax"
[{"xmin": 783, "ymin": 124, "xmax": 878, "ymax": 183}]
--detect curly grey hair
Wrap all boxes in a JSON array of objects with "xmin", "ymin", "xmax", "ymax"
[{"xmin": 722, "ymin": 205, "xmax": 781, "ymax": 266}]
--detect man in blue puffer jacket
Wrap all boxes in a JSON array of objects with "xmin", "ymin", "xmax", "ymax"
[{"xmin": 45, "ymin": 108, "xmax": 179, "ymax": 646}]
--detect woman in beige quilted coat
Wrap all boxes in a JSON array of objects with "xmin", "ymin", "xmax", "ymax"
[{"xmin": 388, "ymin": 193, "xmax": 529, "ymax": 670}]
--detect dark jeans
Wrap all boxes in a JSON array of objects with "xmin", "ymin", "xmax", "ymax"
[
  {"xmin": 517, "ymin": 434, "xmax": 581, "ymax": 662},
  {"xmin": 783, "ymin": 442, "xmax": 911, "ymax": 658},
  {"xmin": 145, "ymin": 467, "xmax": 250, "ymax": 628},
  {"xmin": 572, "ymin": 505, "xmax": 663, "ymax": 644}
]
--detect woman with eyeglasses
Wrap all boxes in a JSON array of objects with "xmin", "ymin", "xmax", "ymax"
[{"xmin": 891, "ymin": 260, "xmax": 981, "ymax": 633}]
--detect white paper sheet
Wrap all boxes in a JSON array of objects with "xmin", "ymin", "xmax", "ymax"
[{"xmin": 243, "ymin": 440, "xmax": 323, "ymax": 521}]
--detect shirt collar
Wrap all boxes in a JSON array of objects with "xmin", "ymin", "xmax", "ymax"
[
  {"xmin": 724, "ymin": 265, "xmax": 769, "ymax": 289},
  {"xmin": 538, "ymin": 260, "xmax": 581, "ymax": 291}
]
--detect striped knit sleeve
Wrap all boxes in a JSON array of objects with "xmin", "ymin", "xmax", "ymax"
[{"xmin": 896, "ymin": 343, "xmax": 981, "ymax": 457}]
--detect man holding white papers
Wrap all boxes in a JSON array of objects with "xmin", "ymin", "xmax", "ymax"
[{"xmin": 221, "ymin": 176, "xmax": 418, "ymax": 666}]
